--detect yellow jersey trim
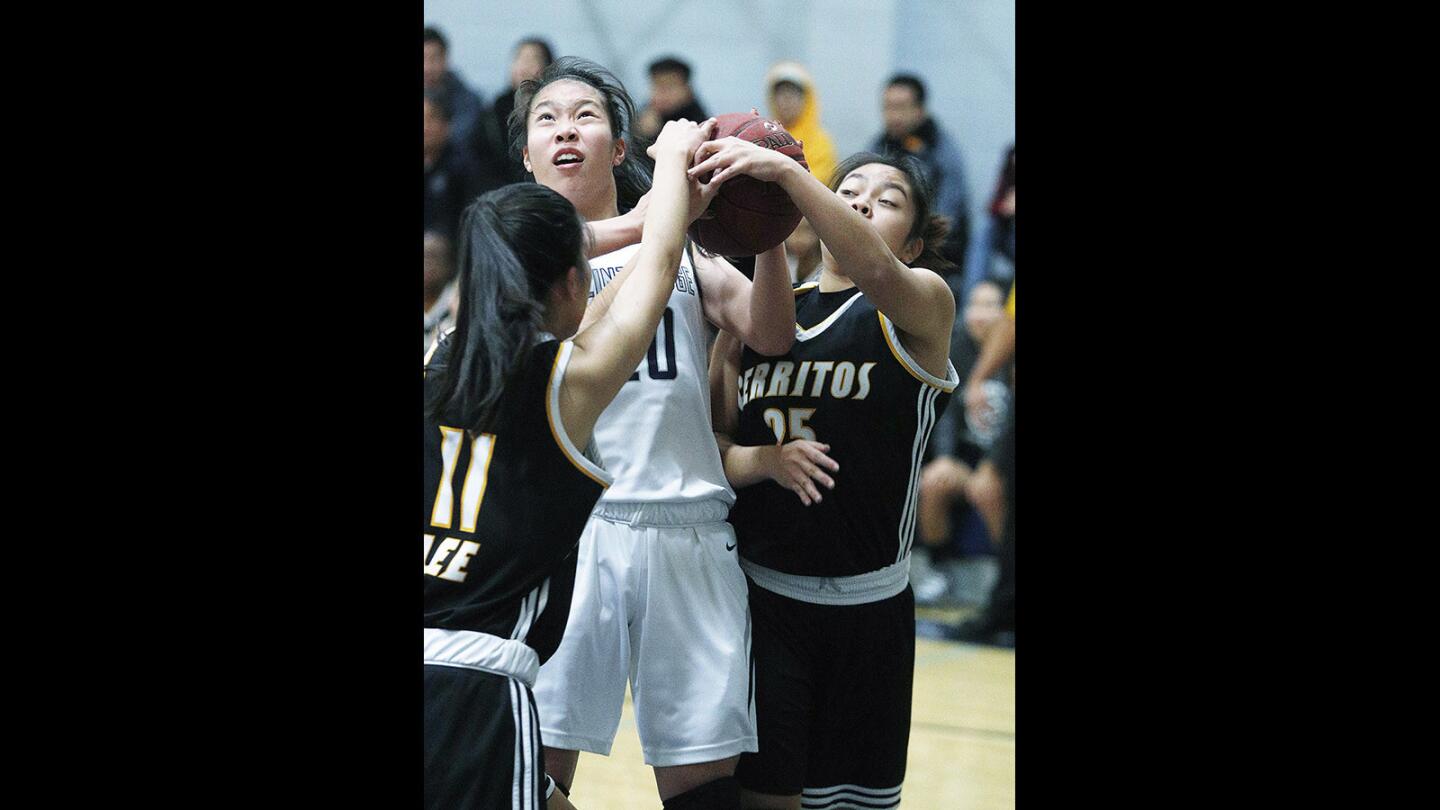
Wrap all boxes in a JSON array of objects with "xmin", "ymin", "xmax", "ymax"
[
  {"xmin": 877, "ymin": 312, "xmax": 959, "ymax": 392},
  {"xmin": 545, "ymin": 341, "xmax": 613, "ymax": 488}
]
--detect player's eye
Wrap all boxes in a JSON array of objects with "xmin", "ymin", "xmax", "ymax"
[
  {"xmin": 537, "ymin": 112, "xmax": 554, "ymax": 121},
  {"xmin": 839, "ymin": 188, "xmax": 856, "ymax": 196}
]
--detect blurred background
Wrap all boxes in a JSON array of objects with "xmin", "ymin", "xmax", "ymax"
[{"xmin": 424, "ymin": 0, "xmax": 1013, "ymax": 238}]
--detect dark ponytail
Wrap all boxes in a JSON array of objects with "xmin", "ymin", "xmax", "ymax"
[
  {"xmin": 827, "ymin": 151, "xmax": 957, "ymax": 275},
  {"xmin": 426, "ymin": 183, "xmax": 589, "ymax": 431},
  {"xmin": 508, "ymin": 55, "xmax": 653, "ymax": 214}
]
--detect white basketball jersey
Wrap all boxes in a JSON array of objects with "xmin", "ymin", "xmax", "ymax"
[{"xmin": 586, "ymin": 243, "xmax": 735, "ymax": 505}]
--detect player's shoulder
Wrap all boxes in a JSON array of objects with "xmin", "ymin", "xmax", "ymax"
[{"xmin": 518, "ymin": 336, "xmax": 564, "ymax": 385}]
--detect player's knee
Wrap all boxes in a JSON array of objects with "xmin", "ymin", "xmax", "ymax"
[{"xmin": 657, "ymin": 758, "xmax": 739, "ymax": 800}]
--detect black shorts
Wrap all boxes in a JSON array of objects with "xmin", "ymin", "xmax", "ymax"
[
  {"xmin": 736, "ymin": 581, "xmax": 915, "ymax": 809},
  {"xmin": 424, "ymin": 664, "xmax": 544, "ymax": 810}
]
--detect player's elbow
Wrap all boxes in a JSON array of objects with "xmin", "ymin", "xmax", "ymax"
[{"xmin": 748, "ymin": 327, "xmax": 794, "ymax": 357}]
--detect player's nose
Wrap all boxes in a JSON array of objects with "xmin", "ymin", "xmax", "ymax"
[{"xmin": 851, "ymin": 201, "xmax": 871, "ymax": 217}]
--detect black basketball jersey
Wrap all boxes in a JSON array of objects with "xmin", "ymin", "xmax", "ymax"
[
  {"xmin": 728, "ymin": 284, "xmax": 957, "ymax": 578},
  {"xmin": 423, "ymin": 335, "xmax": 611, "ymax": 665}
]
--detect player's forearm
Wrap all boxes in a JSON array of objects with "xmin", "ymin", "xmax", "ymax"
[
  {"xmin": 745, "ymin": 244, "xmax": 796, "ymax": 356},
  {"xmin": 584, "ymin": 210, "xmax": 643, "ymax": 258},
  {"xmin": 775, "ymin": 160, "xmax": 896, "ymax": 286},
  {"xmin": 718, "ymin": 437, "xmax": 778, "ymax": 489}
]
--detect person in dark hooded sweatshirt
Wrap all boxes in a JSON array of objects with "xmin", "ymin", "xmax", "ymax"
[{"xmin": 868, "ymin": 74, "xmax": 972, "ymax": 273}]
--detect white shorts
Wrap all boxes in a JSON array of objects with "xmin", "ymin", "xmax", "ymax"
[{"xmin": 533, "ymin": 500, "xmax": 758, "ymax": 767}]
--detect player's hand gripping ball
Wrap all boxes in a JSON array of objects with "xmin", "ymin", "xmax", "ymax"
[{"xmin": 687, "ymin": 111, "xmax": 809, "ymax": 256}]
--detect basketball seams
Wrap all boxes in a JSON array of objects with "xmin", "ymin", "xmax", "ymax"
[{"xmin": 689, "ymin": 111, "xmax": 809, "ymax": 256}]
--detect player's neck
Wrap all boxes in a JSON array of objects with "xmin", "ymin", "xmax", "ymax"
[
  {"xmin": 574, "ymin": 183, "xmax": 620, "ymax": 223},
  {"xmin": 818, "ymin": 265, "xmax": 856, "ymax": 293}
]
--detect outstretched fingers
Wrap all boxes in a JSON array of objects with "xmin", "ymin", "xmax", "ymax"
[{"xmin": 779, "ymin": 441, "xmax": 839, "ymax": 505}]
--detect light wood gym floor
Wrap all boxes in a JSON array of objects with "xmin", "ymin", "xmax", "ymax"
[{"xmin": 563, "ymin": 637, "xmax": 1015, "ymax": 809}]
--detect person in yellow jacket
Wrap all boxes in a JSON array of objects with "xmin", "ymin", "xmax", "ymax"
[{"xmin": 764, "ymin": 61, "xmax": 838, "ymax": 282}]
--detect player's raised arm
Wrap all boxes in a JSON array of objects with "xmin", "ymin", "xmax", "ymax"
[
  {"xmin": 689, "ymin": 138, "xmax": 953, "ymax": 376},
  {"xmin": 576, "ymin": 140, "xmax": 721, "ymax": 337},
  {"xmin": 560, "ymin": 118, "xmax": 715, "ymax": 448},
  {"xmin": 691, "ymin": 242, "xmax": 795, "ymax": 357}
]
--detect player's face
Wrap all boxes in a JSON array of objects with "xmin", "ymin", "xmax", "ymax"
[
  {"xmin": 835, "ymin": 163, "xmax": 921, "ymax": 262},
  {"xmin": 423, "ymin": 42, "xmax": 446, "ymax": 90},
  {"xmin": 964, "ymin": 282, "xmax": 1004, "ymax": 342},
  {"xmin": 523, "ymin": 80, "xmax": 624, "ymax": 200}
]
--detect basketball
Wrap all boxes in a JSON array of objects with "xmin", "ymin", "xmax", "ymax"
[{"xmin": 688, "ymin": 112, "xmax": 809, "ymax": 256}]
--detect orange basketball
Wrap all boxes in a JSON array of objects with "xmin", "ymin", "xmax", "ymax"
[{"xmin": 688, "ymin": 112, "xmax": 809, "ymax": 256}]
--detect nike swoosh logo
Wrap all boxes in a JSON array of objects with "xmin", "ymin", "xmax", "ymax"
[{"xmin": 725, "ymin": 542, "xmax": 737, "ymax": 551}]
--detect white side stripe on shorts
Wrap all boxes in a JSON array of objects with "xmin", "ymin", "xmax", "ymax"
[
  {"xmin": 801, "ymin": 782, "xmax": 902, "ymax": 809},
  {"xmin": 510, "ymin": 679, "xmax": 540, "ymax": 810},
  {"xmin": 510, "ymin": 679, "xmax": 524, "ymax": 810}
]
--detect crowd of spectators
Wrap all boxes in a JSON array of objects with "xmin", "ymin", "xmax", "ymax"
[{"xmin": 421, "ymin": 25, "xmax": 1017, "ymax": 644}]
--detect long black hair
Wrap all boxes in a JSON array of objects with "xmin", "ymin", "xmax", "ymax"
[
  {"xmin": 828, "ymin": 151, "xmax": 956, "ymax": 274},
  {"xmin": 426, "ymin": 183, "xmax": 590, "ymax": 432},
  {"xmin": 507, "ymin": 55, "xmax": 653, "ymax": 213}
]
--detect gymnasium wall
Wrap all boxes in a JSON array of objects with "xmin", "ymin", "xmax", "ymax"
[{"xmin": 423, "ymin": 0, "xmax": 1014, "ymax": 228}]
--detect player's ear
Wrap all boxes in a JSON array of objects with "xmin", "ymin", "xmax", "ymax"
[
  {"xmin": 522, "ymin": 146, "xmax": 533, "ymax": 174},
  {"xmin": 562, "ymin": 264, "xmax": 588, "ymax": 302},
  {"xmin": 900, "ymin": 237, "xmax": 923, "ymax": 264},
  {"xmin": 612, "ymin": 135, "xmax": 626, "ymax": 167}
]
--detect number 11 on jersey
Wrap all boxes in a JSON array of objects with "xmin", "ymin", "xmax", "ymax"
[
  {"xmin": 426, "ymin": 428, "xmax": 496, "ymax": 583},
  {"xmin": 430, "ymin": 427, "xmax": 497, "ymax": 532}
]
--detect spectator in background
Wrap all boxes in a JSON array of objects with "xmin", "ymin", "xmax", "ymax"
[
  {"xmin": 423, "ymin": 27, "xmax": 488, "ymax": 159},
  {"xmin": 764, "ymin": 61, "xmax": 838, "ymax": 283},
  {"xmin": 634, "ymin": 57, "xmax": 709, "ymax": 146},
  {"xmin": 425, "ymin": 92, "xmax": 497, "ymax": 242},
  {"xmin": 423, "ymin": 232, "xmax": 457, "ymax": 354},
  {"xmin": 990, "ymin": 145, "xmax": 1015, "ymax": 265},
  {"xmin": 951, "ymin": 281, "xmax": 1015, "ymax": 647},
  {"xmin": 913, "ymin": 280, "xmax": 1011, "ymax": 604},
  {"xmin": 870, "ymin": 74, "xmax": 971, "ymax": 274},
  {"xmin": 963, "ymin": 144, "xmax": 1015, "ymax": 298},
  {"xmin": 486, "ymin": 37, "xmax": 554, "ymax": 185}
]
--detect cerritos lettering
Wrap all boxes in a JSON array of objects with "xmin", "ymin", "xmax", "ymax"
[{"xmin": 737, "ymin": 360, "xmax": 879, "ymax": 409}]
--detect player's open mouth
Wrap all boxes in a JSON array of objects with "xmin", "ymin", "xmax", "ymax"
[{"xmin": 553, "ymin": 149, "xmax": 585, "ymax": 168}]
